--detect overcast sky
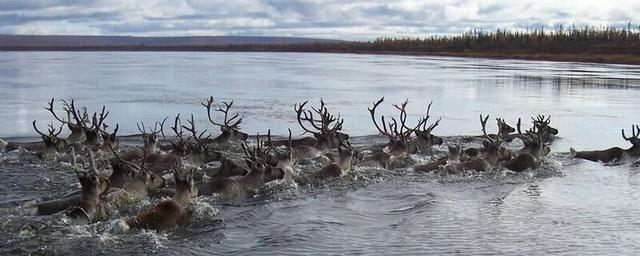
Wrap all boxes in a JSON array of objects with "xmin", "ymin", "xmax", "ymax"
[{"xmin": 1, "ymin": 0, "xmax": 639, "ymax": 39}]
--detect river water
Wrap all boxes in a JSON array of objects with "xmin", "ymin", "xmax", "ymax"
[{"xmin": 1, "ymin": 52, "xmax": 640, "ymax": 255}]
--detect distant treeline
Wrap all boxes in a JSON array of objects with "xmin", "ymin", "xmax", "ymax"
[
  {"xmin": 225, "ymin": 25, "xmax": 640, "ymax": 55},
  {"xmin": 3, "ymin": 25, "xmax": 640, "ymax": 64}
]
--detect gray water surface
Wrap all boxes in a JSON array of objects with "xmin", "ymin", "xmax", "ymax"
[{"xmin": 1, "ymin": 52, "xmax": 640, "ymax": 255}]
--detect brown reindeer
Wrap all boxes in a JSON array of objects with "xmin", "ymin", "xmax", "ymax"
[
  {"xmin": 137, "ymin": 119, "xmax": 166, "ymax": 156},
  {"xmin": 113, "ymin": 159, "xmax": 198, "ymax": 232},
  {"xmin": 107, "ymin": 142, "xmax": 165, "ymax": 195},
  {"xmin": 45, "ymin": 98, "xmax": 89, "ymax": 145},
  {"xmin": 515, "ymin": 118, "xmax": 550, "ymax": 158},
  {"xmin": 96, "ymin": 124, "xmax": 119, "ymax": 153},
  {"xmin": 500, "ymin": 119, "xmax": 550, "ymax": 172},
  {"xmin": 571, "ymin": 125, "xmax": 640, "ymax": 163},
  {"xmin": 117, "ymin": 118, "xmax": 170, "ymax": 168},
  {"xmin": 479, "ymin": 115, "xmax": 513, "ymax": 166},
  {"xmin": 318, "ymin": 141, "xmax": 360, "ymax": 178},
  {"xmin": 415, "ymin": 144, "xmax": 490, "ymax": 173},
  {"xmin": 412, "ymin": 101, "xmax": 444, "ymax": 149},
  {"xmin": 83, "ymin": 106, "xmax": 110, "ymax": 148},
  {"xmin": 532, "ymin": 115, "xmax": 559, "ymax": 142},
  {"xmin": 197, "ymin": 136, "xmax": 285, "ymax": 198},
  {"xmin": 32, "ymin": 121, "xmax": 67, "ymax": 159},
  {"xmin": 292, "ymin": 99, "xmax": 349, "ymax": 151},
  {"xmin": 367, "ymin": 98, "xmax": 425, "ymax": 167},
  {"xmin": 179, "ymin": 114, "xmax": 223, "ymax": 165},
  {"xmin": 201, "ymin": 96, "xmax": 249, "ymax": 146},
  {"xmin": 66, "ymin": 148, "xmax": 110, "ymax": 225},
  {"xmin": 473, "ymin": 118, "xmax": 516, "ymax": 142}
]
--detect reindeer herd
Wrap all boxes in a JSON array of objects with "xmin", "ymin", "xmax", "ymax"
[{"xmin": 0, "ymin": 96, "xmax": 638, "ymax": 233}]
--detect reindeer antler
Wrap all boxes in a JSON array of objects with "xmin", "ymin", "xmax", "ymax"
[
  {"xmin": 182, "ymin": 114, "xmax": 210, "ymax": 149},
  {"xmin": 622, "ymin": 125, "xmax": 640, "ymax": 141},
  {"xmin": 295, "ymin": 99, "xmax": 344, "ymax": 136},
  {"xmin": 417, "ymin": 100, "xmax": 441, "ymax": 134},
  {"xmin": 201, "ymin": 96, "xmax": 244, "ymax": 130}
]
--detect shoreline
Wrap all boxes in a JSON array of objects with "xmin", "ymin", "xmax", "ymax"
[{"xmin": 1, "ymin": 47, "xmax": 639, "ymax": 65}]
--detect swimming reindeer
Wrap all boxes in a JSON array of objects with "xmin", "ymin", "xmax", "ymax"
[
  {"xmin": 201, "ymin": 96, "xmax": 249, "ymax": 146},
  {"xmin": 112, "ymin": 159, "xmax": 198, "ymax": 232},
  {"xmin": 45, "ymin": 98, "xmax": 90, "ymax": 145},
  {"xmin": 532, "ymin": 115, "xmax": 559, "ymax": 142},
  {"xmin": 411, "ymin": 101, "xmax": 444, "ymax": 149},
  {"xmin": 478, "ymin": 114, "xmax": 513, "ymax": 167},
  {"xmin": 197, "ymin": 135, "xmax": 285, "ymax": 199},
  {"xmin": 66, "ymin": 147, "xmax": 110, "ymax": 225},
  {"xmin": 31, "ymin": 121, "xmax": 67, "ymax": 160},
  {"xmin": 290, "ymin": 99, "xmax": 349, "ymax": 151},
  {"xmin": 571, "ymin": 125, "xmax": 640, "ymax": 163},
  {"xmin": 367, "ymin": 97, "xmax": 441, "ymax": 168},
  {"xmin": 501, "ymin": 119, "xmax": 550, "ymax": 172}
]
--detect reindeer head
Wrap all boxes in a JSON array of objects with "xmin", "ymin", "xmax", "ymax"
[
  {"xmin": 181, "ymin": 114, "xmax": 223, "ymax": 163},
  {"xmin": 532, "ymin": 115, "xmax": 558, "ymax": 136},
  {"xmin": 622, "ymin": 125, "xmax": 640, "ymax": 148},
  {"xmin": 108, "ymin": 140, "xmax": 165, "ymax": 192},
  {"xmin": 136, "ymin": 119, "xmax": 165, "ymax": 155},
  {"xmin": 294, "ymin": 99, "xmax": 348, "ymax": 150},
  {"xmin": 369, "ymin": 97, "xmax": 428, "ymax": 154},
  {"xmin": 168, "ymin": 115, "xmax": 192, "ymax": 157},
  {"xmin": 74, "ymin": 147, "xmax": 110, "ymax": 206},
  {"xmin": 337, "ymin": 140, "xmax": 362, "ymax": 170},
  {"xmin": 447, "ymin": 144, "xmax": 462, "ymax": 163},
  {"xmin": 100, "ymin": 124, "xmax": 119, "ymax": 150},
  {"xmin": 413, "ymin": 101, "xmax": 443, "ymax": 147},
  {"xmin": 479, "ymin": 115, "xmax": 511, "ymax": 165},
  {"xmin": 496, "ymin": 118, "xmax": 515, "ymax": 141},
  {"xmin": 45, "ymin": 98, "xmax": 88, "ymax": 145},
  {"xmin": 172, "ymin": 159, "xmax": 198, "ymax": 205},
  {"xmin": 32, "ymin": 120, "xmax": 66, "ymax": 156},
  {"xmin": 516, "ymin": 118, "xmax": 550, "ymax": 158},
  {"xmin": 265, "ymin": 129, "xmax": 297, "ymax": 168},
  {"xmin": 242, "ymin": 135, "xmax": 286, "ymax": 182},
  {"xmin": 201, "ymin": 97, "xmax": 249, "ymax": 144},
  {"xmin": 244, "ymin": 159, "xmax": 286, "ymax": 183},
  {"xmin": 84, "ymin": 105, "xmax": 110, "ymax": 147}
]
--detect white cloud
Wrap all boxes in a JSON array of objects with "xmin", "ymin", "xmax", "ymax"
[{"xmin": 0, "ymin": 0, "xmax": 638, "ymax": 39}]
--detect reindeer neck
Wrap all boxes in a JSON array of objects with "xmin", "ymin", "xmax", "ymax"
[
  {"xmin": 212, "ymin": 132, "xmax": 230, "ymax": 144},
  {"xmin": 627, "ymin": 143, "xmax": 640, "ymax": 155},
  {"xmin": 172, "ymin": 189, "xmax": 192, "ymax": 207}
]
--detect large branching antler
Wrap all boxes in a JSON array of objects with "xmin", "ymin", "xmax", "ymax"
[
  {"xmin": 182, "ymin": 114, "xmax": 211, "ymax": 149},
  {"xmin": 294, "ymin": 99, "xmax": 344, "ymax": 136},
  {"xmin": 33, "ymin": 120, "xmax": 63, "ymax": 138},
  {"xmin": 516, "ymin": 117, "xmax": 549, "ymax": 148},
  {"xmin": 369, "ymin": 97, "xmax": 425, "ymax": 142},
  {"xmin": 416, "ymin": 100, "xmax": 441, "ymax": 134},
  {"xmin": 45, "ymin": 98, "xmax": 72, "ymax": 126},
  {"xmin": 136, "ymin": 118, "xmax": 166, "ymax": 137},
  {"xmin": 201, "ymin": 96, "xmax": 244, "ymax": 130}
]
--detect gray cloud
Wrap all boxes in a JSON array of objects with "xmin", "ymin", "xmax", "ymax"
[{"xmin": 0, "ymin": 0, "xmax": 638, "ymax": 39}]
